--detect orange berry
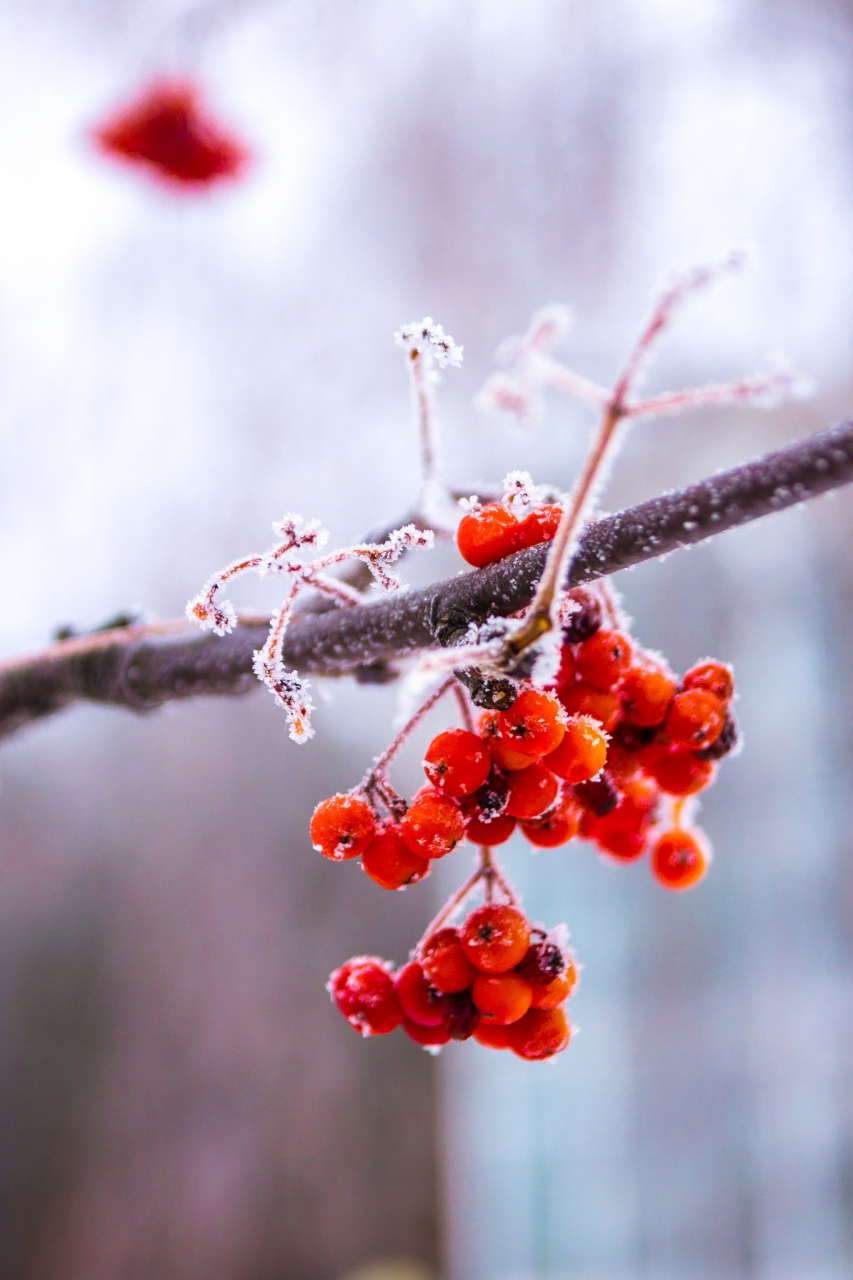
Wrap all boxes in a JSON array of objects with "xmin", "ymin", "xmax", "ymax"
[
  {"xmin": 472, "ymin": 971, "xmax": 533, "ymax": 1024},
  {"xmin": 514, "ymin": 503, "xmax": 562, "ymax": 550},
  {"xmin": 651, "ymin": 828, "xmax": 710, "ymax": 890},
  {"xmin": 310, "ymin": 793, "xmax": 377, "ymax": 861},
  {"xmin": 665, "ymin": 689, "xmax": 724, "ymax": 749},
  {"xmin": 498, "ymin": 688, "xmax": 566, "ymax": 758},
  {"xmin": 576, "ymin": 629, "xmax": 633, "ymax": 691},
  {"xmin": 530, "ymin": 968, "xmax": 576, "ymax": 1009},
  {"xmin": 520, "ymin": 806, "xmax": 580, "ymax": 847},
  {"xmin": 461, "ymin": 904, "xmax": 531, "ymax": 974},
  {"xmin": 423, "ymin": 728, "xmax": 491, "ymax": 797},
  {"xmin": 457, "ymin": 504, "xmax": 519, "ymax": 567},
  {"xmin": 420, "ymin": 928, "xmax": 478, "ymax": 993},
  {"xmin": 505, "ymin": 763, "xmax": 559, "ymax": 819},
  {"xmin": 682, "ymin": 659, "xmax": 734, "ymax": 705},
  {"xmin": 545, "ymin": 714, "xmax": 608, "ymax": 783},
  {"xmin": 362, "ymin": 824, "xmax": 430, "ymax": 890},
  {"xmin": 558, "ymin": 681, "xmax": 621, "ymax": 732},
  {"xmin": 507, "ymin": 1006, "xmax": 571, "ymax": 1060},
  {"xmin": 473, "ymin": 1022, "xmax": 512, "ymax": 1049},
  {"xmin": 620, "ymin": 662, "xmax": 677, "ymax": 727},
  {"xmin": 479, "ymin": 710, "xmax": 538, "ymax": 770},
  {"xmin": 401, "ymin": 788, "xmax": 466, "ymax": 860},
  {"xmin": 645, "ymin": 746, "xmax": 715, "ymax": 796}
]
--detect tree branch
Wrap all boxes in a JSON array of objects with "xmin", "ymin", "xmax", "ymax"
[{"xmin": 3, "ymin": 419, "xmax": 852, "ymax": 743}]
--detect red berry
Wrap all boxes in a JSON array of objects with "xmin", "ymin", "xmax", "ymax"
[
  {"xmin": 682, "ymin": 660, "xmax": 735, "ymax": 705},
  {"xmin": 362, "ymin": 824, "xmax": 430, "ymax": 890},
  {"xmin": 420, "ymin": 928, "xmax": 477, "ymax": 993},
  {"xmin": 645, "ymin": 746, "xmax": 715, "ymax": 796},
  {"xmin": 424, "ymin": 728, "xmax": 491, "ymax": 797},
  {"xmin": 545, "ymin": 714, "xmax": 608, "ymax": 784},
  {"xmin": 516, "ymin": 939, "xmax": 569, "ymax": 985},
  {"xmin": 328, "ymin": 957, "xmax": 402, "ymax": 1036},
  {"xmin": 465, "ymin": 811, "xmax": 517, "ymax": 846},
  {"xmin": 507, "ymin": 1006, "xmax": 571, "ymax": 1060},
  {"xmin": 473, "ymin": 1022, "xmax": 512, "ymax": 1049},
  {"xmin": 311, "ymin": 793, "xmax": 377, "ymax": 861},
  {"xmin": 651, "ymin": 829, "xmax": 710, "ymax": 890},
  {"xmin": 573, "ymin": 773, "xmax": 620, "ymax": 817},
  {"xmin": 505, "ymin": 763, "xmax": 559, "ymax": 819},
  {"xmin": 395, "ymin": 961, "xmax": 446, "ymax": 1026},
  {"xmin": 457, "ymin": 504, "xmax": 519, "ymax": 567},
  {"xmin": 605, "ymin": 739, "xmax": 642, "ymax": 784},
  {"xmin": 520, "ymin": 805, "xmax": 580, "ymax": 847},
  {"xmin": 402, "ymin": 1017, "xmax": 451, "ymax": 1048},
  {"xmin": 94, "ymin": 80, "xmax": 248, "ymax": 188},
  {"xmin": 529, "ymin": 968, "xmax": 576, "ymax": 1009},
  {"xmin": 498, "ymin": 689, "xmax": 566, "ymax": 758},
  {"xmin": 620, "ymin": 662, "xmax": 677, "ymax": 727},
  {"xmin": 558, "ymin": 681, "xmax": 622, "ymax": 732},
  {"xmin": 575, "ymin": 629, "xmax": 633, "ymax": 691},
  {"xmin": 472, "ymin": 971, "xmax": 533, "ymax": 1024},
  {"xmin": 592, "ymin": 825, "xmax": 649, "ymax": 862},
  {"xmin": 665, "ymin": 689, "xmax": 724, "ymax": 749},
  {"xmin": 479, "ymin": 711, "xmax": 539, "ymax": 770},
  {"xmin": 588, "ymin": 772, "xmax": 659, "ymax": 858},
  {"xmin": 461, "ymin": 904, "xmax": 531, "ymax": 974},
  {"xmin": 401, "ymin": 789, "xmax": 466, "ymax": 860},
  {"xmin": 514, "ymin": 504, "xmax": 563, "ymax": 550}
]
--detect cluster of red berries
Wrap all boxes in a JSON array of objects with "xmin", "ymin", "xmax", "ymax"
[
  {"xmin": 329, "ymin": 903, "xmax": 575, "ymax": 1060},
  {"xmin": 456, "ymin": 501, "xmax": 563, "ymax": 568}
]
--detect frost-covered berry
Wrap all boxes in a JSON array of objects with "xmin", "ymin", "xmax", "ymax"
[
  {"xmin": 545, "ymin": 714, "xmax": 608, "ymax": 784},
  {"xmin": 461, "ymin": 904, "xmax": 531, "ymax": 974},
  {"xmin": 472, "ymin": 971, "xmax": 533, "ymax": 1025},
  {"xmin": 311, "ymin": 794, "xmax": 377, "ymax": 861},
  {"xmin": 665, "ymin": 689, "xmax": 724, "ymax": 749},
  {"xmin": 362, "ymin": 824, "xmax": 430, "ymax": 890},
  {"xmin": 682, "ymin": 659, "xmax": 735, "ymax": 705},
  {"xmin": 651, "ymin": 829, "xmax": 710, "ymax": 890},
  {"xmin": 328, "ymin": 958, "xmax": 401, "ymax": 1036},
  {"xmin": 420, "ymin": 928, "xmax": 477, "ymax": 994},
  {"xmin": 498, "ymin": 689, "xmax": 566, "ymax": 758},
  {"xmin": 465, "ymin": 811, "xmax": 517, "ymax": 846},
  {"xmin": 505, "ymin": 763, "xmax": 560, "ymax": 820},
  {"xmin": 423, "ymin": 728, "xmax": 491, "ymax": 797},
  {"xmin": 507, "ymin": 1006, "xmax": 571, "ymax": 1060},
  {"xmin": 560, "ymin": 587, "xmax": 603, "ymax": 644},
  {"xmin": 401, "ymin": 789, "xmax": 466, "ymax": 860},
  {"xmin": 456, "ymin": 504, "xmax": 519, "ymax": 567},
  {"xmin": 514, "ymin": 503, "xmax": 563, "ymax": 550},
  {"xmin": 558, "ymin": 681, "xmax": 622, "ymax": 732},
  {"xmin": 620, "ymin": 662, "xmax": 677, "ymax": 727},
  {"xmin": 576, "ymin": 629, "xmax": 633, "ymax": 691},
  {"xmin": 644, "ymin": 746, "xmax": 715, "ymax": 796}
]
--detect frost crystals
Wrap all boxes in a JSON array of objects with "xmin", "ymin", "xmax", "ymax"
[{"xmin": 187, "ymin": 517, "xmax": 433, "ymax": 743}]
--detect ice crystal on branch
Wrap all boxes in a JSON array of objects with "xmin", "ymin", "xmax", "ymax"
[
  {"xmin": 395, "ymin": 318, "xmax": 463, "ymax": 531},
  {"xmin": 394, "ymin": 317, "xmax": 463, "ymax": 369},
  {"xmin": 187, "ymin": 517, "xmax": 434, "ymax": 742}
]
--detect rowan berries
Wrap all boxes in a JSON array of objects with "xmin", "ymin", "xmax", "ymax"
[
  {"xmin": 424, "ymin": 728, "xmax": 492, "ymax": 797},
  {"xmin": 545, "ymin": 714, "xmax": 608, "ymax": 784},
  {"xmin": 620, "ymin": 662, "xmax": 677, "ymax": 727},
  {"xmin": 465, "ymin": 812, "xmax": 517, "ymax": 845},
  {"xmin": 574, "ymin": 773, "xmax": 620, "ymax": 817},
  {"xmin": 362, "ymin": 824, "xmax": 430, "ymax": 890},
  {"xmin": 665, "ymin": 689, "xmax": 724, "ymax": 749},
  {"xmin": 505, "ymin": 763, "xmax": 560, "ymax": 819},
  {"xmin": 442, "ymin": 990, "xmax": 482, "ymax": 1040},
  {"xmin": 529, "ymin": 967, "xmax": 577, "ymax": 1009},
  {"xmin": 507, "ymin": 1006, "xmax": 571, "ymax": 1060},
  {"xmin": 420, "ymin": 928, "xmax": 477, "ymax": 993},
  {"xmin": 395, "ymin": 961, "xmax": 446, "ymax": 1026},
  {"xmin": 514, "ymin": 504, "xmax": 563, "ymax": 550},
  {"xmin": 682, "ymin": 659, "xmax": 735, "ymax": 705},
  {"xmin": 479, "ymin": 711, "xmax": 538, "ymax": 770},
  {"xmin": 401, "ymin": 789, "xmax": 466, "ymax": 859},
  {"xmin": 461, "ymin": 904, "xmax": 531, "ymax": 973},
  {"xmin": 558, "ymin": 681, "xmax": 622, "ymax": 732},
  {"xmin": 576, "ymin": 629, "xmax": 633, "ymax": 691},
  {"xmin": 552, "ymin": 644, "xmax": 577, "ymax": 690},
  {"xmin": 498, "ymin": 689, "xmax": 566, "ymax": 758},
  {"xmin": 695, "ymin": 713, "xmax": 739, "ymax": 761},
  {"xmin": 473, "ymin": 1022, "xmax": 512, "ymax": 1049},
  {"xmin": 461, "ymin": 769, "xmax": 510, "ymax": 821},
  {"xmin": 520, "ymin": 806, "xmax": 580, "ymax": 847},
  {"xmin": 457, "ymin": 504, "xmax": 518, "ymax": 567},
  {"xmin": 472, "ymin": 971, "xmax": 533, "ymax": 1024},
  {"xmin": 651, "ymin": 829, "xmax": 710, "ymax": 890},
  {"xmin": 645, "ymin": 746, "xmax": 715, "ymax": 796},
  {"xmin": 403, "ymin": 1017, "xmax": 451, "ymax": 1048},
  {"xmin": 311, "ymin": 793, "xmax": 377, "ymax": 861},
  {"xmin": 329, "ymin": 958, "xmax": 402, "ymax": 1036},
  {"xmin": 516, "ymin": 939, "xmax": 568, "ymax": 985}
]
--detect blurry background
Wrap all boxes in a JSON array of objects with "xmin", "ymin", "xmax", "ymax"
[{"xmin": 1, "ymin": 1, "xmax": 852, "ymax": 1277}]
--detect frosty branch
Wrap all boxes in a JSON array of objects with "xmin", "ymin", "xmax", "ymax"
[{"xmin": 1, "ymin": 416, "xmax": 852, "ymax": 743}]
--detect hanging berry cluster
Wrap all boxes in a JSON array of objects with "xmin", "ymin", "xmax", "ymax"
[{"xmin": 188, "ymin": 260, "xmax": 805, "ymax": 1062}]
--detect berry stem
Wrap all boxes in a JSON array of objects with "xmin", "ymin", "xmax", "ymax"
[
  {"xmin": 453, "ymin": 682, "xmax": 476, "ymax": 734},
  {"xmin": 364, "ymin": 675, "xmax": 456, "ymax": 787}
]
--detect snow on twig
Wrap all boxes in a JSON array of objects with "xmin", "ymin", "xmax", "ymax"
[{"xmin": 395, "ymin": 317, "xmax": 463, "ymax": 529}]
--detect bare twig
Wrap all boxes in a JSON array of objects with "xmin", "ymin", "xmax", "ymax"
[{"xmin": 2, "ymin": 418, "xmax": 852, "ymax": 743}]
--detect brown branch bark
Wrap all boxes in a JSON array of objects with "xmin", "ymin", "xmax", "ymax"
[{"xmin": 2, "ymin": 419, "xmax": 852, "ymax": 743}]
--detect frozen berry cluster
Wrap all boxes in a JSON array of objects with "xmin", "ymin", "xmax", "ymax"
[{"xmin": 329, "ymin": 904, "xmax": 575, "ymax": 1060}]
